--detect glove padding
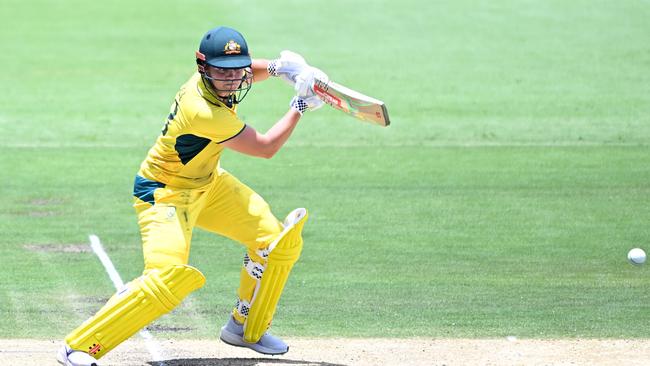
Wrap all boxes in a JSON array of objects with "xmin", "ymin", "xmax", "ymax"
[
  {"xmin": 268, "ymin": 50, "xmax": 309, "ymax": 85},
  {"xmin": 289, "ymin": 66, "xmax": 327, "ymax": 114},
  {"xmin": 294, "ymin": 66, "xmax": 329, "ymax": 97},
  {"xmin": 271, "ymin": 51, "xmax": 327, "ymax": 115}
]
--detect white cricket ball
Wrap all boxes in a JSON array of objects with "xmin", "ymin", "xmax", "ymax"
[{"xmin": 627, "ymin": 248, "xmax": 646, "ymax": 266}]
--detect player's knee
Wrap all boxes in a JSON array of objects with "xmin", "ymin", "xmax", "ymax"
[{"xmin": 253, "ymin": 208, "xmax": 308, "ymax": 265}]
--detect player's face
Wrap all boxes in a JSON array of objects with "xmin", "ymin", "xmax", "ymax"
[{"xmin": 205, "ymin": 66, "xmax": 246, "ymax": 97}]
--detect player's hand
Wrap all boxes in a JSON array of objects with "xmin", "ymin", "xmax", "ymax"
[
  {"xmin": 290, "ymin": 67, "xmax": 327, "ymax": 114},
  {"xmin": 268, "ymin": 50, "xmax": 309, "ymax": 85},
  {"xmin": 294, "ymin": 66, "xmax": 328, "ymax": 97},
  {"xmin": 290, "ymin": 95, "xmax": 323, "ymax": 115}
]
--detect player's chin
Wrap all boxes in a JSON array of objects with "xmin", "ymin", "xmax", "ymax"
[
  {"xmin": 217, "ymin": 85, "xmax": 240, "ymax": 95},
  {"xmin": 215, "ymin": 88, "xmax": 237, "ymax": 98}
]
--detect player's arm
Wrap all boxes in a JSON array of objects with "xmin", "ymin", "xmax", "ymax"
[
  {"xmin": 221, "ymin": 109, "xmax": 302, "ymax": 159},
  {"xmin": 251, "ymin": 59, "xmax": 271, "ymax": 83},
  {"xmin": 221, "ymin": 93, "xmax": 323, "ymax": 159}
]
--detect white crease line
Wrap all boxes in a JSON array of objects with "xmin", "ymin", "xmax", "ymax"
[
  {"xmin": 89, "ymin": 234, "xmax": 166, "ymax": 365},
  {"xmin": 89, "ymin": 235, "xmax": 125, "ymax": 289}
]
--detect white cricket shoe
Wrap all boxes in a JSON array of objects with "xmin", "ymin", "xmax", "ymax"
[
  {"xmin": 220, "ymin": 316, "xmax": 289, "ymax": 355},
  {"xmin": 57, "ymin": 344, "xmax": 99, "ymax": 366}
]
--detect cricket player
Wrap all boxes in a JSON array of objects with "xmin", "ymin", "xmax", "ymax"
[{"xmin": 57, "ymin": 26, "xmax": 324, "ymax": 366}]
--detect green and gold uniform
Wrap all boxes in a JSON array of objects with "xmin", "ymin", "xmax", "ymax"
[
  {"xmin": 63, "ymin": 26, "xmax": 306, "ymax": 359},
  {"xmin": 138, "ymin": 72, "xmax": 246, "ymax": 190},
  {"xmin": 65, "ymin": 72, "xmax": 286, "ymax": 358},
  {"xmin": 134, "ymin": 72, "xmax": 283, "ymax": 302}
]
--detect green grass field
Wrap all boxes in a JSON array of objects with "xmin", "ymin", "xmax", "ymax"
[{"xmin": 1, "ymin": 0, "xmax": 649, "ymax": 340}]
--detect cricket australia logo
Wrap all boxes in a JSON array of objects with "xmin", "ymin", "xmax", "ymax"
[{"xmin": 224, "ymin": 40, "xmax": 241, "ymax": 55}]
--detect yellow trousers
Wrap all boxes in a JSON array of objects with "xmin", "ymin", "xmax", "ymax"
[{"xmin": 135, "ymin": 168, "xmax": 283, "ymax": 321}]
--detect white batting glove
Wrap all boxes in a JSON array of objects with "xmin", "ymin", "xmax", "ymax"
[
  {"xmin": 294, "ymin": 66, "xmax": 329, "ymax": 97},
  {"xmin": 290, "ymin": 95, "xmax": 323, "ymax": 115},
  {"xmin": 268, "ymin": 50, "xmax": 309, "ymax": 85}
]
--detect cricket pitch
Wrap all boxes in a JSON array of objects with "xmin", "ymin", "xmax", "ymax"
[{"xmin": 1, "ymin": 338, "xmax": 649, "ymax": 365}]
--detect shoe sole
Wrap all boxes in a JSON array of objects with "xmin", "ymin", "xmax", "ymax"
[{"xmin": 220, "ymin": 327, "xmax": 288, "ymax": 355}]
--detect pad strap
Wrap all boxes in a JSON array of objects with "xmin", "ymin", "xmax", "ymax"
[
  {"xmin": 235, "ymin": 298, "xmax": 252, "ymax": 318},
  {"xmin": 255, "ymin": 248, "xmax": 270, "ymax": 260},
  {"xmin": 243, "ymin": 253, "xmax": 265, "ymax": 281}
]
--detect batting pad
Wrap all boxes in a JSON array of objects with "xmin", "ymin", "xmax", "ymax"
[
  {"xmin": 244, "ymin": 208, "xmax": 308, "ymax": 343},
  {"xmin": 65, "ymin": 265, "xmax": 205, "ymax": 359}
]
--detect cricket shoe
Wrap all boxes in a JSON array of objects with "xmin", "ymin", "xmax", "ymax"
[
  {"xmin": 57, "ymin": 344, "xmax": 99, "ymax": 366},
  {"xmin": 219, "ymin": 316, "xmax": 289, "ymax": 355}
]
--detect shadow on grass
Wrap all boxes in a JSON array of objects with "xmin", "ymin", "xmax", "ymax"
[{"xmin": 148, "ymin": 358, "xmax": 347, "ymax": 366}]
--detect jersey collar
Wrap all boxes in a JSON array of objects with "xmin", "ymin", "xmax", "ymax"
[{"xmin": 196, "ymin": 74, "xmax": 236, "ymax": 109}]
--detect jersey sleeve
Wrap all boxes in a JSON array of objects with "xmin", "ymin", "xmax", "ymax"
[{"xmin": 190, "ymin": 104, "xmax": 246, "ymax": 143}]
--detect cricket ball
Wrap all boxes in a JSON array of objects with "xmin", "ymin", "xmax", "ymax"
[{"xmin": 627, "ymin": 248, "xmax": 646, "ymax": 266}]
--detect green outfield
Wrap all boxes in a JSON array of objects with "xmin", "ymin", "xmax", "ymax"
[{"xmin": 1, "ymin": 0, "xmax": 648, "ymax": 340}]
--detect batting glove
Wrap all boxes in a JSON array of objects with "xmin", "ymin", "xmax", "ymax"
[
  {"xmin": 294, "ymin": 66, "xmax": 329, "ymax": 97},
  {"xmin": 290, "ymin": 95, "xmax": 323, "ymax": 115},
  {"xmin": 268, "ymin": 50, "xmax": 308, "ymax": 85}
]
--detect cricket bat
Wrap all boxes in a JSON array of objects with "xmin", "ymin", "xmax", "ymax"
[{"xmin": 313, "ymin": 77, "xmax": 390, "ymax": 127}]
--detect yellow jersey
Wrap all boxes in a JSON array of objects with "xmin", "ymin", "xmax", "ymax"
[{"xmin": 137, "ymin": 72, "xmax": 246, "ymax": 190}]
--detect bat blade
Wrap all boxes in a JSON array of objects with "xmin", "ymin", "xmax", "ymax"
[{"xmin": 313, "ymin": 78, "xmax": 390, "ymax": 127}]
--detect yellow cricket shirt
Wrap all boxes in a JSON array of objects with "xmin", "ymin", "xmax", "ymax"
[{"xmin": 137, "ymin": 72, "xmax": 246, "ymax": 189}]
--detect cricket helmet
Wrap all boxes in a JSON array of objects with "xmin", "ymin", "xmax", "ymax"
[
  {"xmin": 196, "ymin": 26, "xmax": 253, "ymax": 104},
  {"xmin": 196, "ymin": 26, "xmax": 251, "ymax": 70}
]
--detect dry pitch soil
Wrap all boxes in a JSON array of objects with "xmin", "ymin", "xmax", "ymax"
[{"xmin": 1, "ymin": 338, "xmax": 649, "ymax": 365}]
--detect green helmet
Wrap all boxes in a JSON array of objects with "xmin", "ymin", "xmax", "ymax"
[
  {"xmin": 196, "ymin": 26, "xmax": 251, "ymax": 69},
  {"xmin": 196, "ymin": 26, "xmax": 253, "ymax": 104}
]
